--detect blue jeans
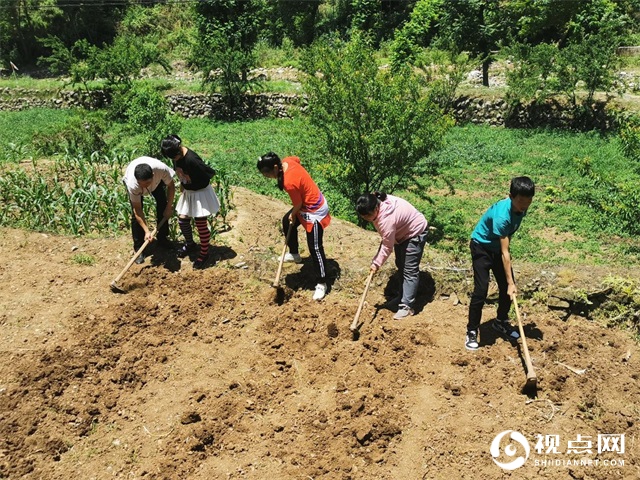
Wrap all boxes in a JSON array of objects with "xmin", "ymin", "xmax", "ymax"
[{"xmin": 394, "ymin": 229, "xmax": 428, "ymax": 309}]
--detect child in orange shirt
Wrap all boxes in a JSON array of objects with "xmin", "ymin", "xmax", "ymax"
[{"xmin": 257, "ymin": 152, "xmax": 331, "ymax": 300}]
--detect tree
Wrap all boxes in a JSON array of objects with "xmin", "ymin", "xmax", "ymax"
[
  {"xmin": 192, "ymin": 0, "xmax": 266, "ymax": 116},
  {"xmin": 1, "ymin": 0, "xmax": 124, "ymax": 68},
  {"xmin": 505, "ymin": 0, "xmax": 632, "ymax": 123},
  {"xmin": 390, "ymin": 0, "xmax": 443, "ymax": 70},
  {"xmin": 436, "ymin": 0, "xmax": 508, "ymax": 87},
  {"xmin": 301, "ymin": 34, "xmax": 452, "ymax": 222},
  {"xmin": 39, "ymin": 34, "xmax": 170, "ymax": 90},
  {"xmin": 266, "ymin": 1, "xmax": 320, "ymax": 47},
  {"xmin": 350, "ymin": 0, "xmax": 418, "ymax": 46}
]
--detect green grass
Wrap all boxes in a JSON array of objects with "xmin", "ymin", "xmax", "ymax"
[
  {"xmin": 1, "ymin": 110, "xmax": 640, "ymax": 267},
  {"xmin": 0, "ymin": 108, "xmax": 76, "ymax": 161},
  {"xmin": 0, "ymin": 75, "xmax": 66, "ymax": 91},
  {"xmin": 413, "ymin": 125, "xmax": 640, "ymax": 265},
  {"xmin": 72, "ymin": 253, "xmax": 96, "ymax": 265}
]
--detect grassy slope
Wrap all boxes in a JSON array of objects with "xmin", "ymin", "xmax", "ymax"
[{"xmin": 1, "ymin": 109, "xmax": 639, "ymax": 267}]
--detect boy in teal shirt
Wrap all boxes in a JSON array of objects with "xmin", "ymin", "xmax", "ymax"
[{"xmin": 466, "ymin": 176, "xmax": 535, "ymax": 351}]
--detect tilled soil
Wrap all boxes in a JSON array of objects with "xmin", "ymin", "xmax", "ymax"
[{"xmin": 0, "ymin": 187, "xmax": 638, "ymax": 479}]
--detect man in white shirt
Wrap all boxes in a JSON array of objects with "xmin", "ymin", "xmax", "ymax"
[{"xmin": 122, "ymin": 157, "xmax": 176, "ymax": 263}]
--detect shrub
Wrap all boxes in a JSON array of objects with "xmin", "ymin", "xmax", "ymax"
[
  {"xmin": 619, "ymin": 114, "xmax": 640, "ymax": 162},
  {"xmin": 32, "ymin": 111, "xmax": 109, "ymax": 157},
  {"xmin": 301, "ymin": 34, "xmax": 452, "ymax": 223},
  {"xmin": 110, "ymin": 82, "xmax": 182, "ymax": 157}
]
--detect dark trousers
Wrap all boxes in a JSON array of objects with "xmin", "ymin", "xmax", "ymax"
[
  {"xmin": 282, "ymin": 209, "xmax": 327, "ymax": 283},
  {"xmin": 394, "ymin": 229, "xmax": 428, "ymax": 309},
  {"xmin": 467, "ymin": 240, "xmax": 512, "ymax": 332},
  {"xmin": 129, "ymin": 183, "xmax": 169, "ymax": 251}
]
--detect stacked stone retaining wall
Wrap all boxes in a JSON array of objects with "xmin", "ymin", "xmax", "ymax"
[{"xmin": 0, "ymin": 87, "xmax": 626, "ymax": 130}]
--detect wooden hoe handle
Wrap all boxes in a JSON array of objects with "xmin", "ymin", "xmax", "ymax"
[
  {"xmin": 111, "ymin": 216, "xmax": 168, "ymax": 287},
  {"xmin": 513, "ymin": 296, "xmax": 537, "ymax": 383},
  {"xmin": 350, "ymin": 270, "xmax": 375, "ymax": 331}
]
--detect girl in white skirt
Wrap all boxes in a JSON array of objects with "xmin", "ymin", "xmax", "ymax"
[{"xmin": 161, "ymin": 134, "xmax": 220, "ymax": 269}]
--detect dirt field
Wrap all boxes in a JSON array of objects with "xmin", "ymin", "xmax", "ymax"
[{"xmin": 0, "ymin": 187, "xmax": 638, "ymax": 480}]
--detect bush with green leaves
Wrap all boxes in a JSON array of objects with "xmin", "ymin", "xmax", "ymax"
[
  {"xmin": 301, "ymin": 34, "xmax": 452, "ymax": 223},
  {"xmin": 194, "ymin": 31, "xmax": 260, "ymax": 116},
  {"xmin": 619, "ymin": 114, "xmax": 640, "ymax": 163},
  {"xmin": 32, "ymin": 111, "xmax": 109, "ymax": 157},
  {"xmin": 192, "ymin": 0, "xmax": 264, "ymax": 117},
  {"xmin": 415, "ymin": 48, "xmax": 471, "ymax": 113},
  {"xmin": 504, "ymin": 42, "xmax": 556, "ymax": 107},
  {"xmin": 39, "ymin": 33, "xmax": 170, "ymax": 91},
  {"xmin": 505, "ymin": 0, "xmax": 631, "ymax": 121},
  {"xmin": 110, "ymin": 82, "xmax": 182, "ymax": 158},
  {"xmin": 389, "ymin": 0, "xmax": 442, "ymax": 70}
]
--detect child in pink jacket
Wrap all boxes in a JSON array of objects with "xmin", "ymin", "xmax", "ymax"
[{"xmin": 356, "ymin": 192, "xmax": 429, "ymax": 319}]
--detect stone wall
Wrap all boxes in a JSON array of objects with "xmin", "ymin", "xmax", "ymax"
[
  {"xmin": 166, "ymin": 92, "xmax": 307, "ymax": 119},
  {"xmin": 0, "ymin": 87, "xmax": 623, "ymax": 130},
  {"xmin": 452, "ymin": 96, "xmax": 618, "ymax": 131},
  {"xmin": 0, "ymin": 88, "xmax": 305, "ymax": 119},
  {"xmin": 0, "ymin": 88, "xmax": 107, "ymax": 110}
]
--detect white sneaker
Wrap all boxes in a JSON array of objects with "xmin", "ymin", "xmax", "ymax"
[
  {"xmin": 313, "ymin": 283, "xmax": 327, "ymax": 301},
  {"xmin": 279, "ymin": 252, "xmax": 302, "ymax": 263},
  {"xmin": 393, "ymin": 305, "xmax": 414, "ymax": 320}
]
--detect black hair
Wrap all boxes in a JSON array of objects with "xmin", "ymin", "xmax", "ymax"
[
  {"xmin": 161, "ymin": 134, "xmax": 182, "ymax": 159},
  {"xmin": 356, "ymin": 192, "xmax": 387, "ymax": 216},
  {"xmin": 510, "ymin": 176, "xmax": 535, "ymax": 198},
  {"xmin": 133, "ymin": 163, "xmax": 153, "ymax": 181},
  {"xmin": 257, "ymin": 151, "xmax": 284, "ymax": 191}
]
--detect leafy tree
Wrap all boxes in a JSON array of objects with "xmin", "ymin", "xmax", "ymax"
[
  {"xmin": 348, "ymin": 0, "xmax": 418, "ymax": 45},
  {"xmin": 111, "ymin": 82, "xmax": 182, "ymax": 158},
  {"xmin": 504, "ymin": 41, "xmax": 557, "ymax": 107},
  {"xmin": 0, "ymin": 0, "xmax": 63, "ymax": 66},
  {"xmin": 436, "ymin": 0, "xmax": 508, "ymax": 87},
  {"xmin": 505, "ymin": 0, "xmax": 586, "ymax": 45},
  {"xmin": 416, "ymin": 49, "xmax": 472, "ymax": 113},
  {"xmin": 389, "ymin": 0, "xmax": 442, "ymax": 70},
  {"xmin": 39, "ymin": 34, "xmax": 170, "ymax": 90},
  {"xmin": 313, "ymin": 0, "xmax": 353, "ymax": 38},
  {"xmin": 301, "ymin": 34, "xmax": 452, "ymax": 222},
  {"xmin": 266, "ymin": 1, "xmax": 320, "ymax": 47},
  {"xmin": 505, "ymin": 0, "xmax": 631, "ymax": 122},
  {"xmin": 1, "ymin": 0, "xmax": 124, "ymax": 67},
  {"xmin": 192, "ymin": 0, "xmax": 266, "ymax": 116}
]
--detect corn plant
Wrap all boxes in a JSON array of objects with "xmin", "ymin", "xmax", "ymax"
[
  {"xmin": 211, "ymin": 163, "xmax": 235, "ymax": 231},
  {"xmin": 0, "ymin": 150, "xmax": 132, "ymax": 235}
]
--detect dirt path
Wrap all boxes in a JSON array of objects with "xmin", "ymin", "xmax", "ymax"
[{"xmin": 0, "ymin": 187, "xmax": 638, "ymax": 479}]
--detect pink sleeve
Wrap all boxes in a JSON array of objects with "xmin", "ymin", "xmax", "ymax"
[{"xmin": 371, "ymin": 219, "xmax": 395, "ymax": 267}]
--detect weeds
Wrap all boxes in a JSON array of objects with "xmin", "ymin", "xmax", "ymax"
[{"xmin": 72, "ymin": 253, "xmax": 96, "ymax": 265}]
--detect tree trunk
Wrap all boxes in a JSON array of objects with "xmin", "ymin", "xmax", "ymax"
[{"xmin": 482, "ymin": 58, "xmax": 490, "ymax": 87}]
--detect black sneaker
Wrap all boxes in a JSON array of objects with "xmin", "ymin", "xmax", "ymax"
[
  {"xmin": 193, "ymin": 255, "xmax": 209, "ymax": 270},
  {"xmin": 134, "ymin": 253, "xmax": 145, "ymax": 265},
  {"xmin": 465, "ymin": 330, "xmax": 479, "ymax": 351},
  {"xmin": 492, "ymin": 319, "xmax": 520, "ymax": 340},
  {"xmin": 177, "ymin": 242, "xmax": 198, "ymax": 258}
]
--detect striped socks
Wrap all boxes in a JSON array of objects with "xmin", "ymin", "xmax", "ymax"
[
  {"xmin": 178, "ymin": 217, "xmax": 195, "ymax": 246},
  {"xmin": 194, "ymin": 217, "xmax": 210, "ymax": 260}
]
